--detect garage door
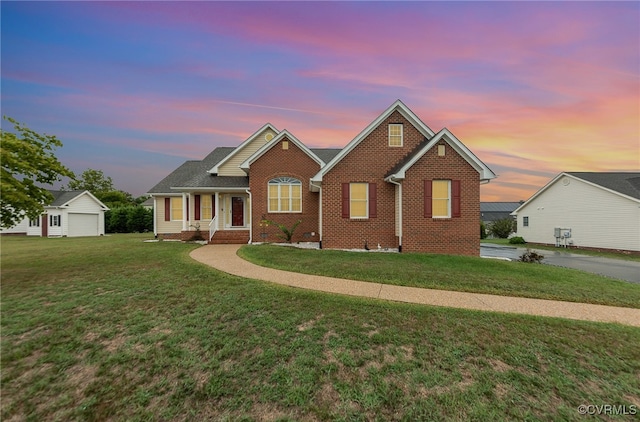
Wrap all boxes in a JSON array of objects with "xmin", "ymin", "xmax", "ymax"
[{"xmin": 68, "ymin": 213, "xmax": 99, "ymax": 237}]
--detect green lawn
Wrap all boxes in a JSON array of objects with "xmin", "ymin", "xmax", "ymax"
[
  {"xmin": 2, "ymin": 235, "xmax": 639, "ymax": 421},
  {"xmin": 238, "ymin": 244, "xmax": 640, "ymax": 308}
]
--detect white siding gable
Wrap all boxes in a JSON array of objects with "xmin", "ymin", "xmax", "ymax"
[
  {"xmin": 217, "ymin": 127, "xmax": 278, "ymax": 176},
  {"xmin": 516, "ymin": 176, "xmax": 640, "ymax": 251},
  {"xmin": 66, "ymin": 193, "xmax": 105, "ymax": 213}
]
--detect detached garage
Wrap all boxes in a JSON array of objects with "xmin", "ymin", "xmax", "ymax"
[{"xmin": 31, "ymin": 190, "xmax": 109, "ymax": 237}]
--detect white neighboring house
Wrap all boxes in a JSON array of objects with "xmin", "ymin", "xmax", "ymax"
[
  {"xmin": 511, "ymin": 172, "xmax": 640, "ymax": 252},
  {"xmin": 1, "ymin": 190, "xmax": 109, "ymax": 237}
]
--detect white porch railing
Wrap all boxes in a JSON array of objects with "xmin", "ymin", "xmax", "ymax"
[{"xmin": 208, "ymin": 216, "xmax": 218, "ymax": 242}]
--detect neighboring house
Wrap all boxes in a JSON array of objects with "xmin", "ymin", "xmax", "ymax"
[
  {"xmin": 148, "ymin": 100, "xmax": 496, "ymax": 255},
  {"xmin": 141, "ymin": 197, "xmax": 154, "ymax": 210},
  {"xmin": 512, "ymin": 172, "xmax": 640, "ymax": 252},
  {"xmin": 1, "ymin": 190, "xmax": 109, "ymax": 237},
  {"xmin": 480, "ymin": 202, "xmax": 521, "ymax": 225}
]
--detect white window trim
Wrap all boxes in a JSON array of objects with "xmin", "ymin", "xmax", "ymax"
[
  {"xmin": 388, "ymin": 123, "xmax": 403, "ymax": 147},
  {"xmin": 268, "ymin": 177, "xmax": 302, "ymax": 213},
  {"xmin": 432, "ymin": 180, "xmax": 451, "ymax": 219},
  {"xmin": 50, "ymin": 215, "xmax": 61, "ymax": 227},
  {"xmin": 350, "ymin": 183, "xmax": 369, "ymax": 219},
  {"xmin": 29, "ymin": 218, "xmax": 40, "ymax": 227}
]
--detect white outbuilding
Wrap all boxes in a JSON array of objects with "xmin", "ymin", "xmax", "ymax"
[
  {"xmin": 511, "ymin": 172, "xmax": 640, "ymax": 252},
  {"xmin": 1, "ymin": 190, "xmax": 109, "ymax": 237}
]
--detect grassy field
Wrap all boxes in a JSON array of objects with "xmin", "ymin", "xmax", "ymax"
[
  {"xmin": 2, "ymin": 235, "xmax": 639, "ymax": 421},
  {"xmin": 238, "ymin": 244, "xmax": 640, "ymax": 308}
]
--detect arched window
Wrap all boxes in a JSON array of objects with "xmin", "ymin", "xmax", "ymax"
[{"xmin": 268, "ymin": 177, "xmax": 302, "ymax": 213}]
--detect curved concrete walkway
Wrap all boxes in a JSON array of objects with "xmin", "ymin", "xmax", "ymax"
[{"xmin": 190, "ymin": 245, "xmax": 640, "ymax": 327}]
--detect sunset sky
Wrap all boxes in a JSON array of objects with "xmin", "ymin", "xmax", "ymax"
[{"xmin": 2, "ymin": 1, "xmax": 638, "ymax": 201}]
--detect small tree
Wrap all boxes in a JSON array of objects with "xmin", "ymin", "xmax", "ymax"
[
  {"xmin": 265, "ymin": 219, "xmax": 302, "ymax": 243},
  {"xmin": 1, "ymin": 117, "xmax": 75, "ymax": 228},
  {"xmin": 489, "ymin": 218, "xmax": 515, "ymax": 239},
  {"xmin": 480, "ymin": 221, "xmax": 487, "ymax": 239}
]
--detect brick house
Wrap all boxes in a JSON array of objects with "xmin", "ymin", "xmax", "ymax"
[{"xmin": 148, "ymin": 100, "xmax": 496, "ymax": 255}]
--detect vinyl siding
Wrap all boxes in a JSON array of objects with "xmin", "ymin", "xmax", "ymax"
[
  {"xmin": 47, "ymin": 211, "xmax": 64, "ymax": 237},
  {"xmin": 0, "ymin": 218, "xmax": 29, "ymax": 234},
  {"xmin": 67, "ymin": 194, "xmax": 104, "ymax": 213},
  {"xmin": 156, "ymin": 196, "xmax": 184, "ymax": 233},
  {"xmin": 516, "ymin": 177, "xmax": 640, "ymax": 251},
  {"xmin": 218, "ymin": 128, "xmax": 277, "ymax": 176}
]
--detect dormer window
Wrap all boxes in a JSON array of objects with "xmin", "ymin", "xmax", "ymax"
[{"xmin": 389, "ymin": 124, "xmax": 403, "ymax": 147}]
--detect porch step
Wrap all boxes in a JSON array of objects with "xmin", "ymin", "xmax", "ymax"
[{"xmin": 209, "ymin": 230, "xmax": 250, "ymax": 244}]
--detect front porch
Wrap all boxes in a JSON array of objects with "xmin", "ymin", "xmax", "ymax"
[{"xmin": 181, "ymin": 191, "xmax": 252, "ymax": 244}]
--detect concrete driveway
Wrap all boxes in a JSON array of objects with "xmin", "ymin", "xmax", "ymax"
[{"xmin": 480, "ymin": 244, "xmax": 640, "ymax": 284}]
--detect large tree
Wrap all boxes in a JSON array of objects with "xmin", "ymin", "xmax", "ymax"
[
  {"xmin": 1, "ymin": 117, "xmax": 75, "ymax": 228},
  {"xmin": 67, "ymin": 168, "xmax": 114, "ymax": 196}
]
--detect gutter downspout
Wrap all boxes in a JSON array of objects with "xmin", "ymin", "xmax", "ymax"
[
  {"xmin": 245, "ymin": 189, "xmax": 252, "ymax": 244},
  {"xmin": 153, "ymin": 196, "xmax": 157, "ymax": 237},
  {"xmin": 387, "ymin": 177, "xmax": 402, "ymax": 253},
  {"xmin": 310, "ymin": 180, "xmax": 322, "ymax": 249}
]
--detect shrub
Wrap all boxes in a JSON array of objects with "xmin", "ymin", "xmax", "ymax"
[
  {"xmin": 107, "ymin": 207, "xmax": 130, "ymax": 233},
  {"xmin": 265, "ymin": 219, "xmax": 302, "ymax": 243},
  {"xmin": 490, "ymin": 218, "xmax": 515, "ymax": 239},
  {"xmin": 106, "ymin": 206, "xmax": 152, "ymax": 233},
  {"xmin": 480, "ymin": 222, "xmax": 487, "ymax": 240},
  {"xmin": 127, "ymin": 206, "xmax": 152, "ymax": 233},
  {"xmin": 509, "ymin": 236, "xmax": 526, "ymax": 245},
  {"xmin": 520, "ymin": 249, "xmax": 544, "ymax": 263}
]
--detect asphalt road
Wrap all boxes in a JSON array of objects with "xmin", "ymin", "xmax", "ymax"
[{"xmin": 480, "ymin": 244, "xmax": 640, "ymax": 284}]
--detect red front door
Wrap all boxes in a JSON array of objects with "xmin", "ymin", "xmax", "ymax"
[
  {"xmin": 41, "ymin": 214, "xmax": 48, "ymax": 237},
  {"xmin": 231, "ymin": 197, "xmax": 244, "ymax": 227}
]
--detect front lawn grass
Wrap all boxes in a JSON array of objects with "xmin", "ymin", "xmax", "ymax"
[
  {"xmin": 239, "ymin": 244, "xmax": 640, "ymax": 308},
  {"xmin": 2, "ymin": 235, "xmax": 639, "ymax": 421}
]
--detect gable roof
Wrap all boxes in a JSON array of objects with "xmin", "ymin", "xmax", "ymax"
[
  {"xmin": 312, "ymin": 100, "xmax": 436, "ymax": 182},
  {"xmin": 512, "ymin": 171, "xmax": 640, "ymax": 215},
  {"xmin": 208, "ymin": 123, "xmax": 279, "ymax": 174},
  {"xmin": 480, "ymin": 202, "xmax": 522, "ymax": 213},
  {"xmin": 239, "ymin": 130, "xmax": 326, "ymax": 172},
  {"xmin": 311, "ymin": 148, "xmax": 342, "ymax": 163},
  {"xmin": 567, "ymin": 172, "xmax": 640, "ymax": 200},
  {"xmin": 147, "ymin": 147, "xmax": 237, "ymax": 194},
  {"xmin": 385, "ymin": 128, "xmax": 497, "ymax": 182},
  {"xmin": 47, "ymin": 190, "xmax": 109, "ymax": 210}
]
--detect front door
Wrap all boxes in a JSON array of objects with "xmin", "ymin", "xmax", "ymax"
[
  {"xmin": 231, "ymin": 197, "xmax": 244, "ymax": 227},
  {"xmin": 41, "ymin": 214, "xmax": 48, "ymax": 237}
]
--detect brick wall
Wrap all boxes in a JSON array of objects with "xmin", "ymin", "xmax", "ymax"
[
  {"xmin": 321, "ymin": 110, "xmax": 481, "ymax": 256},
  {"xmin": 249, "ymin": 136, "xmax": 321, "ymax": 243},
  {"xmin": 402, "ymin": 140, "xmax": 480, "ymax": 256},
  {"xmin": 322, "ymin": 111, "xmax": 425, "ymax": 250}
]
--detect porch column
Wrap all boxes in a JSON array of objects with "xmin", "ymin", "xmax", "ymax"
[
  {"xmin": 182, "ymin": 192, "xmax": 188, "ymax": 231},
  {"xmin": 215, "ymin": 192, "xmax": 220, "ymax": 231}
]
